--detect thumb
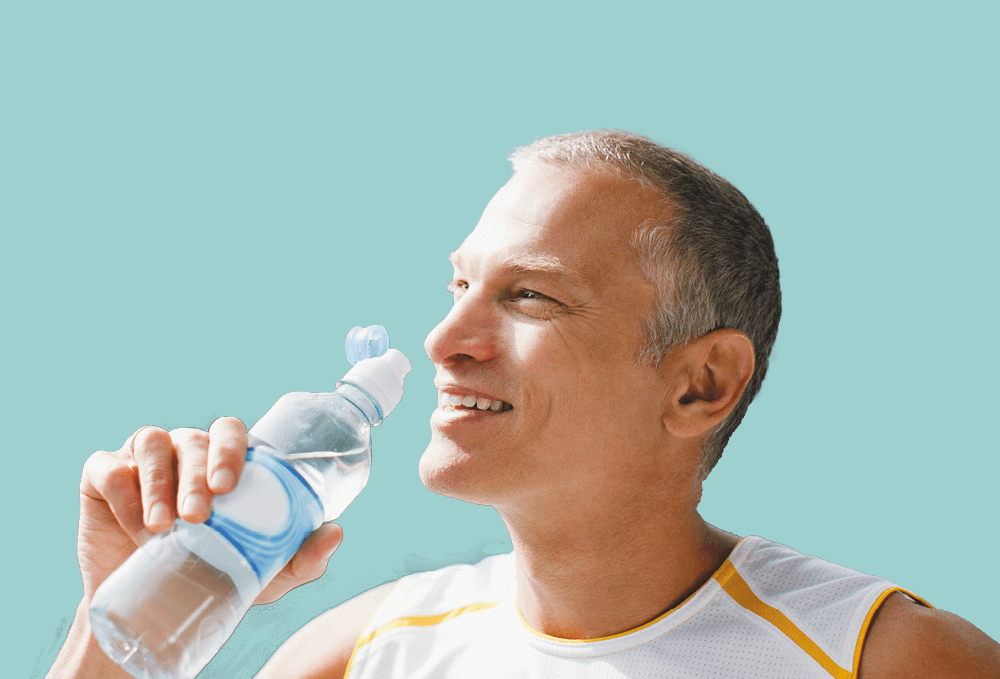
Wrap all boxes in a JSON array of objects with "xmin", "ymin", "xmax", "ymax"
[{"xmin": 254, "ymin": 523, "xmax": 344, "ymax": 605}]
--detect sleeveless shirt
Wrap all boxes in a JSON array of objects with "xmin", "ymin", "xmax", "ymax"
[{"xmin": 345, "ymin": 536, "xmax": 928, "ymax": 679}]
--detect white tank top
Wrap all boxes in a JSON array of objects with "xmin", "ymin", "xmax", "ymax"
[{"xmin": 345, "ymin": 536, "xmax": 928, "ymax": 679}]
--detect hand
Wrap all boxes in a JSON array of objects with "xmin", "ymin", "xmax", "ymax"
[{"xmin": 77, "ymin": 417, "xmax": 343, "ymax": 605}]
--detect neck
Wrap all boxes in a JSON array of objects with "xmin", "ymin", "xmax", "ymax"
[{"xmin": 496, "ymin": 481, "xmax": 738, "ymax": 640}]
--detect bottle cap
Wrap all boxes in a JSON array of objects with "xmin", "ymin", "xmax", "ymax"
[
  {"xmin": 341, "ymin": 349, "xmax": 411, "ymax": 418},
  {"xmin": 345, "ymin": 325, "xmax": 390, "ymax": 365}
]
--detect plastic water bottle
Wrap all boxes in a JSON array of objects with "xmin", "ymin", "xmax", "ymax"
[{"xmin": 89, "ymin": 326, "xmax": 411, "ymax": 679}]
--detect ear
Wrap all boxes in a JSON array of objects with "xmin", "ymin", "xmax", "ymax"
[{"xmin": 661, "ymin": 329, "xmax": 755, "ymax": 439}]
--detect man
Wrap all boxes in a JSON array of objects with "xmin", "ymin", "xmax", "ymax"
[{"xmin": 50, "ymin": 130, "xmax": 1000, "ymax": 678}]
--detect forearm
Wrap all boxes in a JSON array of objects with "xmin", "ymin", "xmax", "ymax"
[{"xmin": 47, "ymin": 599, "xmax": 130, "ymax": 679}]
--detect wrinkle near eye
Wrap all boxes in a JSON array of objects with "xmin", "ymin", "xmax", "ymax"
[
  {"xmin": 545, "ymin": 308, "xmax": 618, "ymax": 370},
  {"xmin": 504, "ymin": 291, "xmax": 562, "ymax": 321}
]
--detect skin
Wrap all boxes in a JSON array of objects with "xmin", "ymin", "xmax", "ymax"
[{"xmin": 50, "ymin": 163, "xmax": 1000, "ymax": 679}]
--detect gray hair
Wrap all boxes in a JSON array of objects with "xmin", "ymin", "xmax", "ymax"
[{"xmin": 509, "ymin": 130, "xmax": 781, "ymax": 478}]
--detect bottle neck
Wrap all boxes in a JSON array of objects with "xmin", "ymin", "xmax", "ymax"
[{"xmin": 336, "ymin": 381, "xmax": 383, "ymax": 425}]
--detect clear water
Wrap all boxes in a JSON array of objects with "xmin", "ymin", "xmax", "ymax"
[
  {"xmin": 285, "ymin": 443, "xmax": 371, "ymax": 520},
  {"xmin": 249, "ymin": 387, "xmax": 375, "ymax": 522},
  {"xmin": 90, "ymin": 531, "xmax": 254, "ymax": 679}
]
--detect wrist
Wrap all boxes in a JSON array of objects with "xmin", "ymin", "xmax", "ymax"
[{"xmin": 46, "ymin": 599, "xmax": 128, "ymax": 679}]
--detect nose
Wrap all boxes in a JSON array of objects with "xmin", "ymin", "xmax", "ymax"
[{"xmin": 424, "ymin": 290, "xmax": 497, "ymax": 367}]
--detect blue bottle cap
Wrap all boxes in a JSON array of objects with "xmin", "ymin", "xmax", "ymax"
[{"xmin": 345, "ymin": 325, "xmax": 391, "ymax": 365}]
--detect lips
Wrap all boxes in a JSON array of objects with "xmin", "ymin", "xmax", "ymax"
[{"xmin": 437, "ymin": 390, "xmax": 513, "ymax": 412}]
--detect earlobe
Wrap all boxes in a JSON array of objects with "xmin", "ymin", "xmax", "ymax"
[{"xmin": 662, "ymin": 330, "xmax": 755, "ymax": 439}]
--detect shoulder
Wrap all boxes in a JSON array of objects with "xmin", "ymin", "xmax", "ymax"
[
  {"xmin": 729, "ymin": 538, "xmax": 1000, "ymax": 677},
  {"xmin": 254, "ymin": 581, "xmax": 396, "ymax": 679},
  {"xmin": 373, "ymin": 553, "xmax": 514, "ymax": 614},
  {"xmin": 859, "ymin": 592, "xmax": 1000, "ymax": 679},
  {"xmin": 252, "ymin": 554, "xmax": 515, "ymax": 679}
]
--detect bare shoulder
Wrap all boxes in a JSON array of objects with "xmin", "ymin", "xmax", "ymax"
[
  {"xmin": 254, "ymin": 581, "xmax": 396, "ymax": 679},
  {"xmin": 859, "ymin": 592, "xmax": 1000, "ymax": 679}
]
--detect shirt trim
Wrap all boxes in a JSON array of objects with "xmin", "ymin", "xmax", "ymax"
[
  {"xmin": 517, "ymin": 537, "xmax": 750, "ymax": 644},
  {"xmin": 713, "ymin": 558, "xmax": 852, "ymax": 679},
  {"xmin": 850, "ymin": 587, "xmax": 934, "ymax": 677},
  {"xmin": 347, "ymin": 599, "xmax": 500, "ymax": 674}
]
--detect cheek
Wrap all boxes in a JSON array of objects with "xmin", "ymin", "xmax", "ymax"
[
  {"xmin": 509, "ymin": 328, "xmax": 585, "ymax": 421},
  {"xmin": 510, "ymin": 326, "xmax": 557, "ymax": 366},
  {"xmin": 510, "ymin": 322, "xmax": 615, "ymax": 379}
]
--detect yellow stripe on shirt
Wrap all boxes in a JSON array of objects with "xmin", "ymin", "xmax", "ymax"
[
  {"xmin": 345, "ymin": 600, "xmax": 500, "ymax": 676},
  {"xmin": 713, "ymin": 559, "xmax": 852, "ymax": 679}
]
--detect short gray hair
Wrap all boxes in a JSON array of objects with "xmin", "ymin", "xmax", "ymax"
[{"xmin": 509, "ymin": 130, "xmax": 781, "ymax": 478}]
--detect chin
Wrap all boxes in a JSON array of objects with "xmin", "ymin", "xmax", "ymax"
[{"xmin": 418, "ymin": 437, "xmax": 504, "ymax": 507}]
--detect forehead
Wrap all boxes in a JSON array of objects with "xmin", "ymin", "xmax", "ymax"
[{"xmin": 452, "ymin": 164, "xmax": 669, "ymax": 279}]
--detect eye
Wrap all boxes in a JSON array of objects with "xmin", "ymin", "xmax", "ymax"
[
  {"xmin": 510, "ymin": 289, "xmax": 561, "ymax": 307},
  {"xmin": 506, "ymin": 288, "xmax": 561, "ymax": 318},
  {"xmin": 446, "ymin": 280, "xmax": 468, "ymax": 298}
]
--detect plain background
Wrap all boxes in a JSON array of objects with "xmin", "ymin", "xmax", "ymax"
[{"xmin": 4, "ymin": 2, "xmax": 996, "ymax": 676}]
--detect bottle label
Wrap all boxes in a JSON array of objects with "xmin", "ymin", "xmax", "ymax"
[{"xmin": 205, "ymin": 448, "xmax": 324, "ymax": 583}]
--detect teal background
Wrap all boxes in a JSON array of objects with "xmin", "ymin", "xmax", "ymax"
[{"xmin": 3, "ymin": 2, "xmax": 996, "ymax": 676}]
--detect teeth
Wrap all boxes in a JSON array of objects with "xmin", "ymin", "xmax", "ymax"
[{"xmin": 439, "ymin": 391, "xmax": 511, "ymax": 412}]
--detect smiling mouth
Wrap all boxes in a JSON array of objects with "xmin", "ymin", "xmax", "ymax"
[{"xmin": 438, "ymin": 392, "xmax": 514, "ymax": 412}]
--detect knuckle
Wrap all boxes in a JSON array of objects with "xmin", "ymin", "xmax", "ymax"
[
  {"xmin": 81, "ymin": 450, "xmax": 113, "ymax": 489},
  {"xmin": 215, "ymin": 439, "xmax": 246, "ymax": 458},
  {"xmin": 178, "ymin": 467, "xmax": 208, "ymax": 492},
  {"xmin": 135, "ymin": 426, "xmax": 170, "ymax": 450},
  {"xmin": 171, "ymin": 428, "xmax": 209, "ymax": 446},
  {"xmin": 83, "ymin": 450, "xmax": 105, "ymax": 474},
  {"xmin": 305, "ymin": 559, "xmax": 329, "ymax": 583},
  {"xmin": 104, "ymin": 463, "xmax": 138, "ymax": 497},
  {"xmin": 80, "ymin": 456, "xmax": 98, "ymax": 491},
  {"xmin": 139, "ymin": 468, "xmax": 175, "ymax": 493},
  {"xmin": 309, "ymin": 560, "xmax": 329, "ymax": 581}
]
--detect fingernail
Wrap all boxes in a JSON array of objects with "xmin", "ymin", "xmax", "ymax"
[
  {"xmin": 148, "ymin": 501, "xmax": 172, "ymax": 528},
  {"xmin": 181, "ymin": 494, "xmax": 210, "ymax": 518},
  {"xmin": 210, "ymin": 469, "xmax": 236, "ymax": 492}
]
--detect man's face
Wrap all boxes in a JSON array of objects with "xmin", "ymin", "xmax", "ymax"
[{"xmin": 421, "ymin": 163, "xmax": 673, "ymax": 511}]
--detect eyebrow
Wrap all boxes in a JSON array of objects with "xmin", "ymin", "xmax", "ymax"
[{"xmin": 448, "ymin": 252, "xmax": 588, "ymax": 284}]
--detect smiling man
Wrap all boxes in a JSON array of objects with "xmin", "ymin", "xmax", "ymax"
[{"xmin": 52, "ymin": 131, "xmax": 999, "ymax": 679}]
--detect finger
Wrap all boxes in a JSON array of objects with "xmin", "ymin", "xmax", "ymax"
[
  {"xmin": 80, "ymin": 450, "xmax": 152, "ymax": 545},
  {"xmin": 115, "ymin": 425, "xmax": 158, "ymax": 461},
  {"xmin": 255, "ymin": 523, "xmax": 344, "ymax": 605},
  {"xmin": 206, "ymin": 417, "xmax": 248, "ymax": 495},
  {"xmin": 131, "ymin": 426, "xmax": 178, "ymax": 532},
  {"xmin": 172, "ymin": 427, "xmax": 213, "ymax": 524}
]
